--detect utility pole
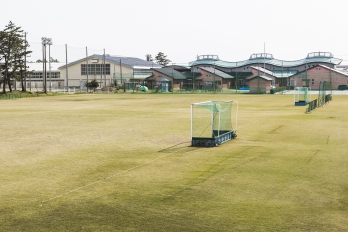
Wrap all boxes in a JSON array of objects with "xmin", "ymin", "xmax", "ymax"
[
  {"xmin": 48, "ymin": 38, "xmax": 52, "ymax": 92},
  {"xmin": 103, "ymin": 49, "xmax": 106, "ymax": 87},
  {"xmin": 329, "ymin": 61, "xmax": 332, "ymax": 94},
  {"xmin": 86, "ymin": 46, "xmax": 88, "ymax": 92},
  {"xmin": 235, "ymin": 62, "xmax": 238, "ymax": 93},
  {"xmin": 120, "ymin": 59, "xmax": 123, "ymax": 84},
  {"xmin": 213, "ymin": 63, "xmax": 216, "ymax": 93},
  {"xmin": 192, "ymin": 64, "xmax": 195, "ymax": 92},
  {"xmin": 65, "ymin": 44, "xmax": 68, "ymax": 89},
  {"xmin": 24, "ymin": 32, "xmax": 27, "ymax": 92}
]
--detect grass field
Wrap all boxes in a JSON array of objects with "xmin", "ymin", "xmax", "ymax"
[{"xmin": 1, "ymin": 93, "xmax": 348, "ymax": 231}]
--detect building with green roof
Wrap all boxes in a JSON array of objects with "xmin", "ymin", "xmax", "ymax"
[{"xmin": 153, "ymin": 52, "xmax": 344, "ymax": 91}]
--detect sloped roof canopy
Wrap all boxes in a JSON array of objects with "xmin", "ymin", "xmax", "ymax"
[
  {"xmin": 152, "ymin": 67, "xmax": 187, "ymax": 79},
  {"xmin": 289, "ymin": 64, "xmax": 348, "ymax": 78},
  {"xmin": 250, "ymin": 66, "xmax": 275, "ymax": 76},
  {"xmin": 250, "ymin": 66, "xmax": 297, "ymax": 78},
  {"xmin": 165, "ymin": 64, "xmax": 191, "ymax": 71},
  {"xmin": 199, "ymin": 67, "xmax": 234, "ymax": 79},
  {"xmin": 247, "ymin": 75, "xmax": 273, "ymax": 81}
]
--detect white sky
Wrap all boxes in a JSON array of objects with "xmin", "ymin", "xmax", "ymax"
[{"xmin": 2, "ymin": 0, "xmax": 348, "ymax": 65}]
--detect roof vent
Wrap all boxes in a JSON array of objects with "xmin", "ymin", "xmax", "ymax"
[
  {"xmin": 196, "ymin": 55, "xmax": 220, "ymax": 61},
  {"xmin": 249, "ymin": 53, "xmax": 274, "ymax": 60},
  {"xmin": 307, "ymin": 52, "xmax": 333, "ymax": 59}
]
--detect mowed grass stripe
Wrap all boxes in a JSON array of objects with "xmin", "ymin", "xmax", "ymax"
[{"xmin": 1, "ymin": 94, "xmax": 348, "ymax": 231}]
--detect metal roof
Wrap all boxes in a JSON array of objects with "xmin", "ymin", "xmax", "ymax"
[
  {"xmin": 152, "ymin": 68, "xmax": 187, "ymax": 79},
  {"xmin": 188, "ymin": 54, "xmax": 342, "ymax": 69},
  {"xmin": 249, "ymin": 66, "xmax": 295, "ymax": 78},
  {"xmin": 181, "ymin": 72, "xmax": 201, "ymax": 79},
  {"xmin": 250, "ymin": 66, "xmax": 275, "ymax": 76},
  {"xmin": 58, "ymin": 54, "xmax": 162, "ymax": 70},
  {"xmin": 199, "ymin": 67, "xmax": 234, "ymax": 79},
  {"xmin": 292, "ymin": 64, "xmax": 348, "ymax": 77},
  {"xmin": 165, "ymin": 64, "xmax": 191, "ymax": 70},
  {"xmin": 247, "ymin": 75, "xmax": 273, "ymax": 81}
]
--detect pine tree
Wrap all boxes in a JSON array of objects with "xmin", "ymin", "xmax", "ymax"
[
  {"xmin": 155, "ymin": 52, "xmax": 171, "ymax": 66},
  {"xmin": 0, "ymin": 21, "xmax": 31, "ymax": 93}
]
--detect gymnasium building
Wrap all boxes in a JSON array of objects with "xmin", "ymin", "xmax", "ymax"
[{"xmin": 58, "ymin": 54, "xmax": 161, "ymax": 89}]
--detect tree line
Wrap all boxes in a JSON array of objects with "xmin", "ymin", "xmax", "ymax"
[
  {"xmin": 0, "ymin": 21, "xmax": 32, "ymax": 93},
  {"xmin": 146, "ymin": 52, "xmax": 171, "ymax": 66}
]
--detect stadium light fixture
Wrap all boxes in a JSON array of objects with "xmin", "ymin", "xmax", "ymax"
[{"xmin": 41, "ymin": 37, "xmax": 52, "ymax": 93}]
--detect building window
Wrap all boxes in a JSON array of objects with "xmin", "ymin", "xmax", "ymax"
[
  {"xmin": 81, "ymin": 64, "xmax": 110, "ymax": 75},
  {"xmin": 290, "ymin": 80, "xmax": 297, "ymax": 86},
  {"xmin": 133, "ymin": 69, "xmax": 152, "ymax": 78},
  {"xmin": 28, "ymin": 73, "xmax": 43, "ymax": 79}
]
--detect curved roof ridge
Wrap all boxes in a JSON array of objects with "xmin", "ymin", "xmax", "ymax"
[{"xmin": 188, "ymin": 56, "xmax": 342, "ymax": 68}]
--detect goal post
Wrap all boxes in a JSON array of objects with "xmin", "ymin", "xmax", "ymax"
[{"xmin": 191, "ymin": 100, "xmax": 238, "ymax": 147}]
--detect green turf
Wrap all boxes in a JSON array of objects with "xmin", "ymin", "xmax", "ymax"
[{"xmin": 1, "ymin": 94, "xmax": 348, "ymax": 231}]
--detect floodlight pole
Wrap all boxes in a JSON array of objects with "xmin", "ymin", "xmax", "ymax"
[
  {"xmin": 47, "ymin": 38, "xmax": 52, "ymax": 92},
  {"xmin": 42, "ymin": 39, "xmax": 45, "ymax": 93},
  {"xmin": 41, "ymin": 37, "xmax": 48, "ymax": 94}
]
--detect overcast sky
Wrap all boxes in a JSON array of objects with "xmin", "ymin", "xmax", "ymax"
[{"xmin": 2, "ymin": 0, "xmax": 347, "ymax": 65}]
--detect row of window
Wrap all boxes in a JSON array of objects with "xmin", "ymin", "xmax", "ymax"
[
  {"xmin": 81, "ymin": 64, "xmax": 110, "ymax": 75},
  {"xmin": 28, "ymin": 72, "xmax": 60, "ymax": 79},
  {"xmin": 133, "ymin": 69, "xmax": 153, "ymax": 75}
]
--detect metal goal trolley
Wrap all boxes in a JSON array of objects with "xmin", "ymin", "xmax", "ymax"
[{"xmin": 191, "ymin": 100, "xmax": 238, "ymax": 147}]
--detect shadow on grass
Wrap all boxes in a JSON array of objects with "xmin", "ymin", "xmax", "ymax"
[{"xmin": 158, "ymin": 141, "xmax": 206, "ymax": 153}]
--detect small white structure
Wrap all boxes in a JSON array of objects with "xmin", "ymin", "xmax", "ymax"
[{"xmin": 294, "ymin": 87, "xmax": 311, "ymax": 106}]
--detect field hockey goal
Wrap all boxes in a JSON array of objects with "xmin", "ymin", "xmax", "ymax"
[
  {"xmin": 294, "ymin": 87, "xmax": 311, "ymax": 106},
  {"xmin": 191, "ymin": 100, "xmax": 238, "ymax": 147}
]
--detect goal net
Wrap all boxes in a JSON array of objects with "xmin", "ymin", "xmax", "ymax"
[{"xmin": 191, "ymin": 100, "xmax": 238, "ymax": 146}]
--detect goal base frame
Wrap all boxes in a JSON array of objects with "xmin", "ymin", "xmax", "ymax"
[{"xmin": 191, "ymin": 130, "xmax": 237, "ymax": 147}]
